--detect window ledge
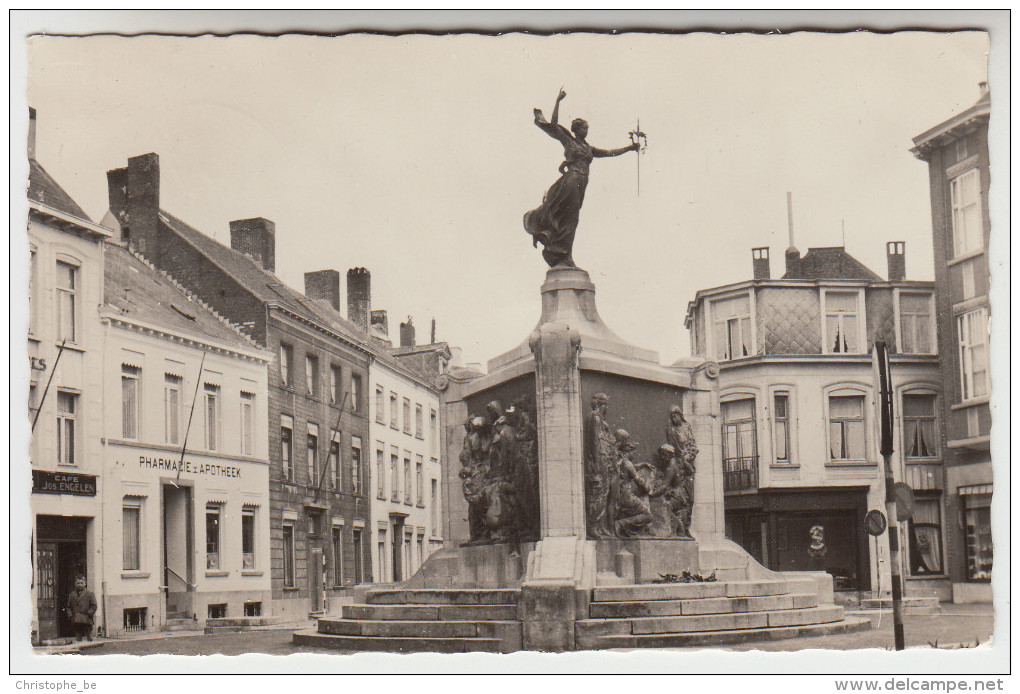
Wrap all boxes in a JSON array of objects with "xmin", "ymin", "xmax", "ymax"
[
  {"xmin": 950, "ymin": 396, "xmax": 990, "ymax": 411},
  {"xmin": 56, "ymin": 342, "xmax": 85, "ymax": 353},
  {"xmin": 825, "ymin": 461, "xmax": 877, "ymax": 468},
  {"xmin": 947, "ymin": 435, "xmax": 990, "ymax": 451},
  {"xmin": 282, "ymin": 586, "xmax": 300, "ymax": 592},
  {"xmin": 416, "ymin": 503, "xmax": 426, "ymax": 509},
  {"xmin": 906, "ymin": 574, "xmax": 948, "ymax": 580},
  {"xmin": 769, "ymin": 464, "xmax": 800, "ymax": 470},
  {"xmin": 121, "ymin": 571, "xmax": 150, "ymax": 579},
  {"xmin": 205, "ymin": 570, "xmax": 229, "ymax": 577},
  {"xmin": 946, "ymin": 248, "xmax": 984, "ymax": 268},
  {"xmin": 905, "ymin": 459, "xmax": 942, "ymax": 465},
  {"xmin": 241, "ymin": 570, "xmax": 263, "ymax": 577}
]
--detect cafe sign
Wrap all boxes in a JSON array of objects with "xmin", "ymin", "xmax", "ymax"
[{"xmin": 32, "ymin": 470, "xmax": 97, "ymax": 496}]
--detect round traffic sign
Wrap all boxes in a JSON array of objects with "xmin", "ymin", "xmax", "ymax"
[
  {"xmin": 864, "ymin": 509, "xmax": 887, "ymax": 536},
  {"xmin": 893, "ymin": 482, "xmax": 915, "ymax": 521}
]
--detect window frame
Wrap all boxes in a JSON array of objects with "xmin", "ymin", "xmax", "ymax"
[
  {"xmin": 305, "ymin": 354, "xmax": 319, "ymax": 398},
  {"xmin": 280, "ymin": 414, "xmax": 294, "ymax": 482},
  {"xmin": 389, "ymin": 392, "xmax": 399, "ymax": 429},
  {"xmin": 415, "ymin": 403, "xmax": 424, "ymax": 439},
  {"xmin": 56, "ymin": 390, "xmax": 78, "ymax": 466},
  {"xmin": 350, "ymin": 373, "xmax": 362, "ymax": 413},
  {"xmin": 350, "ymin": 436, "xmax": 362, "ymax": 495},
  {"xmin": 907, "ymin": 492, "xmax": 944, "ymax": 577},
  {"xmin": 957, "ymin": 307, "xmax": 989, "ymax": 402},
  {"xmin": 55, "ymin": 258, "xmax": 79, "ymax": 343},
  {"xmin": 403, "ymin": 454, "xmax": 412, "ymax": 505},
  {"xmin": 240, "ymin": 391, "xmax": 255, "ymax": 456},
  {"xmin": 376, "ymin": 446, "xmax": 386, "ymax": 499},
  {"xmin": 204, "ymin": 383, "xmax": 221, "ymax": 451},
  {"xmin": 402, "ymin": 398, "xmax": 412, "ymax": 435},
  {"xmin": 821, "ymin": 288, "xmax": 866, "ymax": 355},
  {"xmin": 328, "ymin": 429, "xmax": 341, "ymax": 490},
  {"xmin": 901, "ymin": 390, "xmax": 940, "ymax": 463},
  {"xmin": 280, "ymin": 343, "xmax": 293, "ymax": 387},
  {"xmin": 770, "ymin": 389, "xmax": 794, "ymax": 466},
  {"xmin": 950, "ymin": 168, "xmax": 983, "ymax": 258},
  {"xmin": 415, "ymin": 455, "xmax": 424, "ymax": 506},
  {"xmin": 205, "ymin": 504, "xmax": 222, "ymax": 570},
  {"xmin": 282, "ymin": 523, "xmax": 296, "ymax": 587},
  {"xmin": 306, "ymin": 422, "xmax": 319, "ymax": 486},
  {"xmin": 164, "ymin": 374, "xmax": 182, "ymax": 445},
  {"xmin": 241, "ymin": 506, "xmax": 257, "ymax": 570},
  {"xmin": 331, "ymin": 525, "xmax": 344, "ymax": 587},
  {"xmin": 824, "ymin": 386, "xmax": 872, "ymax": 465},
  {"xmin": 390, "ymin": 449, "xmax": 400, "ymax": 502},
  {"xmin": 375, "ymin": 385, "xmax": 385, "ymax": 424},
  {"xmin": 709, "ymin": 291, "xmax": 754, "ymax": 361},
  {"xmin": 895, "ymin": 289, "xmax": 936, "ymax": 355},
  {"xmin": 121, "ymin": 364, "xmax": 141, "ymax": 440},
  {"xmin": 122, "ymin": 499, "xmax": 142, "ymax": 571}
]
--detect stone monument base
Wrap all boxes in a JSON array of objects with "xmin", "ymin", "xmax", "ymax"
[{"xmin": 594, "ymin": 538, "xmax": 700, "ymax": 584}]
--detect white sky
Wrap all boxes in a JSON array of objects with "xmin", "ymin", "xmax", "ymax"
[{"xmin": 26, "ymin": 31, "xmax": 989, "ymax": 366}]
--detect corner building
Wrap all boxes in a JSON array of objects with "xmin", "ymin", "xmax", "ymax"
[
  {"xmin": 102, "ymin": 153, "xmax": 373, "ymax": 620},
  {"xmin": 910, "ymin": 84, "xmax": 993, "ymax": 603},
  {"xmin": 686, "ymin": 241, "xmax": 944, "ymax": 599},
  {"xmin": 27, "ymin": 109, "xmax": 112, "ymax": 643},
  {"xmin": 99, "ymin": 243, "xmax": 272, "ymax": 635}
]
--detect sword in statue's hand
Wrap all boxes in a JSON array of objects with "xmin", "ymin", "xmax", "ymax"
[{"xmin": 629, "ymin": 119, "xmax": 648, "ymax": 196}]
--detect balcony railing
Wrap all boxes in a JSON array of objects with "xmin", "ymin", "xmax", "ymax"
[{"xmin": 723, "ymin": 455, "xmax": 759, "ymax": 492}]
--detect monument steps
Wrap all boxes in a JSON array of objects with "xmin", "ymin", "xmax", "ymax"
[
  {"xmin": 365, "ymin": 588, "xmax": 520, "ymax": 605},
  {"xmin": 292, "ymin": 630, "xmax": 507, "ymax": 654},
  {"xmin": 344, "ymin": 602, "xmax": 519, "ymax": 621},
  {"xmin": 589, "ymin": 591, "xmax": 819, "ymax": 618},
  {"xmin": 319, "ymin": 617, "xmax": 521, "ymax": 640}
]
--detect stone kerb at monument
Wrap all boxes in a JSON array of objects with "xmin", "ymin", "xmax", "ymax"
[{"xmin": 295, "ymin": 90, "xmax": 861, "ymax": 653}]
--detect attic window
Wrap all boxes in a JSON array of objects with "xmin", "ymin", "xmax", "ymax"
[{"xmin": 171, "ymin": 304, "xmax": 197, "ymax": 321}]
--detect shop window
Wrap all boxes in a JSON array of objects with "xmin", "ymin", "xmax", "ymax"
[
  {"xmin": 56, "ymin": 260, "xmax": 78, "ymax": 343},
  {"xmin": 207, "ymin": 603, "xmax": 227, "ymax": 619},
  {"xmin": 56, "ymin": 391, "xmax": 77, "ymax": 465},
  {"xmin": 164, "ymin": 374, "xmax": 182, "ymax": 445},
  {"xmin": 908, "ymin": 494, "xmax": 944, "ymax": 576},
  {"xmin": 307, "ymin": 423, "xmax": 319, "ymax": 486},
  {"xmin": 712, "ymin": 294, "xmax": 752, "ymax": 360},
  {"xmin": 241, "ymin": 507, "xmax": 256, "ymax": 570},
  {"xmin": 772, "ymin": 392, "xmax": 791, "ymax": 465},
  {"xmin": 305, "ymin": 354, "xmax": 319, "ymax": 397},
  {"xmin": 351, "ymin": 529, "xmax": 364, "ymax": 584},
  {"xmin": 282, "ymin": 524, "xmax": 296, "ymax": 587},
  {"xmin": 243, "ymin": 601, "xmax": 262, "ymax": 617},
  {"xmin": 376, "ymin": 448, "xmax": 386, "ymax": 499},
  {"xmin": 415, "ymin": 403, "xmax": 424, "ymax": 438},
  {"xmin": 828, "ymin": 394, "xmax": 866, "ymax": 462},
  {"xmin": 950, "ymin": 169, "xmax": 982, "ymax": 257},
  {"xmin": 899, "ymin": 293, "xmax": 934, "ymax": 354},
  {"xmin": 240, "ymin": 392, "xmax": 255, "ymax": 455},
  {"xmin": 958, "ymin": 308, "xmax": 989, "ymax": 401},
  {"xmin": 721, "ymin": 398, "xmax": 757, "ymax": 491},
  {"xmin": 123, "ymin": 607, "xmax": 147, "ymax": 632},
  {"xmin": 331, "ymin": 526, "xmax": 343, "ymax": 587},
  {"xmin": 281, "ymin": 415, "xmax": 293, "ymax": 481},
  {"xmin": 402, "ymin": 398, "xmax": 412, "ymax": 434},
  {"xmin": 375, "ymin": 385, "xmax": 385, "ymax": 423},
  {"xmin": 350, "ymin": 373, "xmax": 362, "ymax": 413},
  {"xmin": 823, "ymin": 291, "xmax": 861, "ymax": 354},
  {"xmin": 961, "ymin": 488, "xmax": 992, "ymax": 581},
  {"xmin": 123, "ymin": 501, "xmax": 141, "ymax": 571},
  {"xmin": 206, "ymin": 504, "xmax": 221, "ymax": 570},
  {"xmin": 280, "ymin": 343, "xmax": 293, "ymax": 386},
  {"xmin": 121, "ymin": 365, "xmax": 141, "ymax": 439},
  {"xmin": 903, "ymin": 394, "xmax": 938, "ymax": 460},
  {"xmin": 350, "ymin": 436, "xmax": 362, "ymax": 494},
  {"xmin": 204, "ymin": 384, "xmax": 220, "ymax": 451}
]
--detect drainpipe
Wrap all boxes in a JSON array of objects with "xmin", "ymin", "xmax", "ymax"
[{"xmin": 99, "ymin": 314, "xmax": 110, "ymax": 639}]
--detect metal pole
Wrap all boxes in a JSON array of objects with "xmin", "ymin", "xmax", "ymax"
[
  {"xmin": 31, "ymin": 339, "xmax": 67, "ymax": 431},
  {"xmin": 175, "ymin": 350, "xmax": 207, "ymax": 482},
  {"xmin": 875, "ymin": 341, "xmax": 905, "ymax": 650}
]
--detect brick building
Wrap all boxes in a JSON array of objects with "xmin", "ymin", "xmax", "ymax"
[
  {"xmin": 102, "ymin": 153, "xmax": 374, "ymax": 619},
  {"xmin": 685, "ymin": 237, "xmax": 943, "ymax": 599},
  {"xmin": 910, "ymin": 84, "xmax": 993, "ymax": 603}
]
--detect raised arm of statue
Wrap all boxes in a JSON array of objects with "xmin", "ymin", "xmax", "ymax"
[{"xmin": 591, "ymin": 143, "xmax": 640, "ymax": 158}]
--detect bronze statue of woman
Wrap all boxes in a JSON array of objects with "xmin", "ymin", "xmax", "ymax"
[{"xmin": 523, "ymin": 89, "xmax": 640, "ymax": 268}]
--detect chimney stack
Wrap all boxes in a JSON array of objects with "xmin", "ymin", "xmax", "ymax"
[
  {"xmin": 752, "ymin": 247, "xmax": 770, "ymax": 280},
  {"xmin": 430, "ymin": 317, "xmax": 437, "ymax": 344},
  {"xmin": 106, "ymin": 167, "xmax": 130, "ymax": 241},
  {"xmin": 887, "ymin": 241, "xmax": 906, "ymax": 281},
  {"xmin": 784, "ymin": 191, "xmax": 801, "ymax": 277},
  {"xmin": 27, "ymin": 107, "xmax": 36, "ymax": 161},
  {"xmin": 979, "ymin": 81, "xmax": 989, "ymax": 96},
  {"xmin": 371, "ymin": 310, "xmax": 389, "ymax": 336},
  {"xmin": 127, "ymin": 153, "xmax": 161, "ymax": 259},
  {"xmin": 229, "ymin": 217, "xmax": 276, "ymax": 272},
  {"xmin": 399, "ymin": 317, "xmax": 416, "ymax": 347},
  {"xmin": 347, "ymin": 267, "xmax": 371, "ymax": 331},
  {"xmin": 304, "ymin": 269, "xmax": 341, "ymax": 311}
]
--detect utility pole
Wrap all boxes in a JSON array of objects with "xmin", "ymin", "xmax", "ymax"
[{"xmin": 874, "ymin": 340, "xmax": 905, "ymax": 650}]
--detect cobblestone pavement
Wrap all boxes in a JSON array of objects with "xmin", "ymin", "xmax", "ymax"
[{"xmin": 77, "ymin": 605, "xmax": 994, "ymax": 657}]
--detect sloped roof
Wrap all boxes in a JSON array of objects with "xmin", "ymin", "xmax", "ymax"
[
  {"xmin": 782, "ymin": 246, "xmax": 883, "ymax": 281},
  {"xmin": 28, "ymin": 159, "xmax": 90, "ymax": 221},
  {"xmin": 104, "ymin": 242, "xmax": 262, "ymax": 353},
  {"xmin": 912, "ymin": 89, "xmax": 991, "ymax": 157}
]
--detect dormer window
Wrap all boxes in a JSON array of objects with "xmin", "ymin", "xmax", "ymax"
[{"xmin": 711, "ymin": 294, "xmax": 752, "ymax": 360}]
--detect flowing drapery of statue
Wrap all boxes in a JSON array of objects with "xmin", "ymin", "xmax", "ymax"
[
  {"xmin": 581, "ymin": 398, "xmax": 697, "ymax": 539},
  {"xmin": 458, "ymin": 396, "xmax": 540, "ymax": 545},
  {"xmin": 523, "ymin": 89, "xmax": 642, "ymax": 268}
]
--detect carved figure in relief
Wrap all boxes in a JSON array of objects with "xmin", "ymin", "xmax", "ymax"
[
  {"xmin": 611, "ymin": 429, "xmax": 654, "ymax": 537},
  {"xmin": 649, "ymin": 443, "xmax": 688, "ymax": 537},
  {"xmin": 523, "ymin": 89, "xmax": 641, "ymax": 268},
  {"xmin": 459, "ymin": 416, "xmax": 493, "ymax": 543},
  {"xmin": 583, "ymin": 393, "xmax": 615, "ymax": 538},
  {"xmin": 665, "ymin": 405, "xmax": 698, "ymax": 535}
]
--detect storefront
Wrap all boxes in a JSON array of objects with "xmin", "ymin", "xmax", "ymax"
[{"xmin": 725, "ymin": 486, "xmax": 871, "ymax": 593}]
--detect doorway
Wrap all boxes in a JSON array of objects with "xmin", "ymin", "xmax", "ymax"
[
  {"xmin": 35, "ymin": 515, "xmax": 88, "ymax": 642},
  {"xmin": 162, "ymin": 483, "xmax": 194, "ymax": 618},
  {"xmin": 390, "ymin": 515, "xmax": 406, "ymax": 582}
]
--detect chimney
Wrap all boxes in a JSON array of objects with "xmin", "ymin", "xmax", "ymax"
[
  {"xmin": 979, "ymin": 81, "xmax": 989, "ymax": 96},
  {"xmin": 784, "ymin": 191, "xmax": 800, "ymax": 277},
  {"xmin": 127, "ymin": 153, "xmax": 161, "ymax": 259},
  {"xmin": 887, "ymin": 241, "xmax": 906, "ymax": 281},
  {"xmin": 106, "ymin": 167, "xmax": 130, "ymax": 241},
  {"xmin": 304, "ymin": 269, "xmax": 341, "ymax": 311},
  {"xmin": 399, "ymin": 317, "xmax": 416, "ymax": 347},
  {"xmin": 347, "ymin": 267, "xmax": 371, "ymax": 331},
  {"xmin": 430, "ymin": 317, "xmax": 437, "ymax": 344},
  {"xmin": 27, "ymin": 107, "xmax": 36, "ymax": 161},
  {"xmin": 752, "ymin": 247, "xmax": 770, "ymax": 279},
  {"xmin": 229, "ymin": 217, "xmax": 276, "ymax": 272},
  {"xmin": 371, "ymin": 310, "xmax": 389, "ymax": 336}
]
